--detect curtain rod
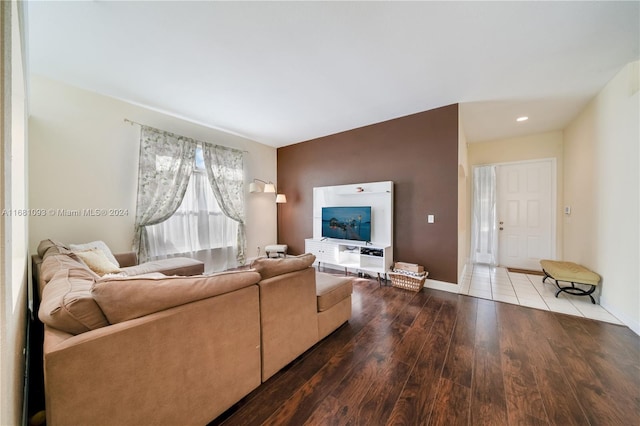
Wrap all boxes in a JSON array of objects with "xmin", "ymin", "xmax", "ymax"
[{"xmin": 124, "ymin": 118, "xmax": 248, "ymax": 153}]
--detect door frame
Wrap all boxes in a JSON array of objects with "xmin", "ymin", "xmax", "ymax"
[{"xmin": 471, "ymin": 158, "xmax": 557, "ymax": 266}]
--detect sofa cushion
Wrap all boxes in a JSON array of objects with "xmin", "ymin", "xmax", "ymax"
[
  {"xmin": 70, "ymin": 240, "xmax": 120, "ymax": 267},
  {"xmin": 315, "ymin": 272, "xmax": 353, "ymax": 312},
  {"xmin": 251, "ymin": 253, "xmax": 316, "ymax": 280},
  {"xmin": 37, "ymin": 239, "xmax": 70, "ymax": 259},
  {"xmin": 40, "ymin": 253, "xmax": 98, "ymax": 285},
  {"xmin": 74, "ymin": 248, "xmax": 122, "ymax": 276},
  {"xmin": 92, "ymin": 270, "xmax": 261, "ymax": 324},
  {"xmin": 38, "ymin": 268, "xmax": 109, "ymax": 335},
  {"xmin": 120, "ymin": 257, "xmax": 204, "ymax": 277}
]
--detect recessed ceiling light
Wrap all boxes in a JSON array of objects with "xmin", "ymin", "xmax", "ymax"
[{"xmin": 516, "ymin": 116, "xmax": 529, "ymax": 122}]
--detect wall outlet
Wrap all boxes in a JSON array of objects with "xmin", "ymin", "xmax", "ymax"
[{"xmin": 427, "ymin": 214, "xmax": 435, "ymax": 223}]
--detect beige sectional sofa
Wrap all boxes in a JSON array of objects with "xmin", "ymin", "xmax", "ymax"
[{"xmin": 33, "ymin": 240, "xmax": 353, "ymax": 426}]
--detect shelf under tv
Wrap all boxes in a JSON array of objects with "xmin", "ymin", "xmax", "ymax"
[{"xmin": 305, "ymin": 238, "xmax": 393, "ymax": 280}]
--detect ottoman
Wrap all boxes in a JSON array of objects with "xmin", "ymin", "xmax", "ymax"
[
  {"xmin": 540, "ymin": 259, "xmax": 601, "ymax": 304},
  {"xmin": 265, "ymin": 244, "xmax": 288, "ymax": 258},
  {"xmin": 315, "ymin": 272, "xmax": 353, "ymax": 339}
]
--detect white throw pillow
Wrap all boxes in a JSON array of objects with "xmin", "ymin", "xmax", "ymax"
[{"xmin": 70, "ymin": 240, "xmax": 119, "ymax": 267}]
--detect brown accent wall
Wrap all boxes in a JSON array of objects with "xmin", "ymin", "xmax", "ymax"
[{"xmin": 277, "ymin": 104, "xmax": 459, "ymax": 283}]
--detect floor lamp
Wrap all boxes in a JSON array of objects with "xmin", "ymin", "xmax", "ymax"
[{"xmin": 275, "ymin": 193, "xmax": 287, "ymax": 243}]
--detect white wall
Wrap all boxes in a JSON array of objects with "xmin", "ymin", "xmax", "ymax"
[
  {"xmin": 564, "ymin": 60, "xmax": 640, "ymax": 334},
  {"xmin": 29, "ymin": 76, "xmax": 278, "ymax": 262},
  {"xmin": 1, "ymin": 1, "xmax": 29, "ymax": 424}
]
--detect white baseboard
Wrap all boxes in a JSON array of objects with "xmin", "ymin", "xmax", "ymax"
[
  {"xmin": 600, "ymin": 296, "xmax": 640, "ymax": 336},
  {"xmin": 424, "ymin": 278, "xmax": 460, "ymax": 294},
  {"xmin": 459, "ymin": 262, "xmax": 469, "ymax": 281}
]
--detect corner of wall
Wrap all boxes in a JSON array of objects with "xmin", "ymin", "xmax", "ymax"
[{"xmin": 458, "ymin": 109, "xmax": 469, "ymax": 283}]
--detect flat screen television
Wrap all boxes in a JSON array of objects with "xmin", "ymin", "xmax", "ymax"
[{"xmin": 321, "ymin": 206, "xmax": 372, "ymax": 242}]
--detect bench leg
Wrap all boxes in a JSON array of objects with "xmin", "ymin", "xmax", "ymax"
[
  {"xmin": 542, "ymin": 268, "xmax": 597, "ymax": 304},
  {"xmin": 552, "ymin": 281, "xmax": 597, "ymax": 304}
]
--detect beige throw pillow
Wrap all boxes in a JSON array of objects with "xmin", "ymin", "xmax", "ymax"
[{"xmin": 74, "ymin": 249, "xmax": 122, "ymax": 276}]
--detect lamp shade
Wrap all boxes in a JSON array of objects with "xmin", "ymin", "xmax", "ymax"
[
  {"xmin": 275, "ymin": 194, "xmax": 287, "ymax": 203},
  {"xmin": 249, "ymin": 182, "xmax": 261, "ymax": 193},
  {"xmin": 264, "ymin": 183, "xmax": 276, "ymax": 193}
]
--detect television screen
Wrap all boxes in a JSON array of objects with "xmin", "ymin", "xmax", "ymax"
[{"xmin": 321, "ymin": 206, "xmax": 372, "ymax": 242}]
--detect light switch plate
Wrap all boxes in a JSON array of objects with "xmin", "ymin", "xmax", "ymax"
[{"xmin": 428, "ymin": 214, "xmax": 435, "ymax": 223}]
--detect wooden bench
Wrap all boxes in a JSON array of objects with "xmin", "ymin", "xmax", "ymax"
[{"xmin": 540, "ymin": 259, "xmax": 601, "ymax": 304}]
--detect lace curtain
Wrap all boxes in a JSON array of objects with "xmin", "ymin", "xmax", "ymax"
[
  {"xmin": 202, "ymin": 144, "xmax": 247, "ymax": 265},
  {"xmin": 133, "ymin": 125, "xmax": 247, "ymax": 267},
  {"xmin": 133, "ymin": 126, "xmax": 197, "ymax": 262},
  {"xmin": 470, "ymin": 165, "xmax": 498, "ymax": 265}
]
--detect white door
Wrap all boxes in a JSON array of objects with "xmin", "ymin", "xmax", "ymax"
[{"xmin": 497, "ymin": 160, "xmax": 554, "ymax": 270}]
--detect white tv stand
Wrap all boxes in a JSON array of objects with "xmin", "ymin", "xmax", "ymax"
[
  {"xmin": 305, "ymin": 238, "xmax": 392, "ymax": 280},
  {"xmin": 309, "ymin": 181, "xmax": 394, "ymax": 281}
]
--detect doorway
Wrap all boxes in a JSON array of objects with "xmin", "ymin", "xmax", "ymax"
[{"xmin": 471, "ymin": 159, "xmax": 556, "ymax": 270}]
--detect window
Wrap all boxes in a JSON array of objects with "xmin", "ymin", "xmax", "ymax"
[{"xmin": 145, "ymin": 147, "xmax": 238, "ymax": 271}]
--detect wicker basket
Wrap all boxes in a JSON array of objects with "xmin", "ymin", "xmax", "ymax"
[{"xmin": 388, "ymin": 271, "xmax": 427, "ymax": 292}]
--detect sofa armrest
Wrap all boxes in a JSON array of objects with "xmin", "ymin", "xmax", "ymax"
[
  {"xmin": 119, "ymin": 257, "xmax": 204, "ymax": 276},
  {"xmin": 114, "ymin": 251, "xmax": 138, "ymax": 267}
]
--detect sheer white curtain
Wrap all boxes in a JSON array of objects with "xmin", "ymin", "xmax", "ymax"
[
  {"xmin": 145, "ymin": 148, "xmax": 239, "ymax": 272},
  {"xmin": 471, "ymin": 165, "xmax": 498, "ymax": 265}
]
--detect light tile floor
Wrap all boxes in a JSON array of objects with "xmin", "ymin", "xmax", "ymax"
[{"xmin": 458, "ymin": 263, "xmax": 623, "ymax": 325}]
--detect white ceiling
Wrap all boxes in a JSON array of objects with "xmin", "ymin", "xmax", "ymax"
[{"xmin": 27, "ymin": 1, "xmax": 639, "ymax": 148}]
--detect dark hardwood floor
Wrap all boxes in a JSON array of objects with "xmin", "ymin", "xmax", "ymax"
[{"xmin": 209, "ymin": 274, "xmax": 640, "ymax": 425}]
